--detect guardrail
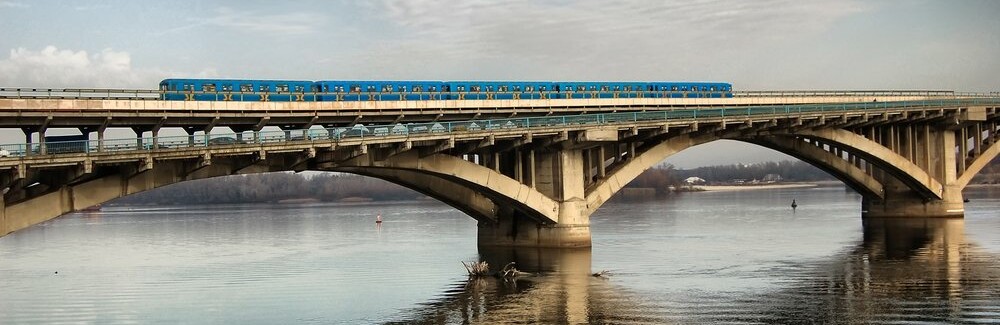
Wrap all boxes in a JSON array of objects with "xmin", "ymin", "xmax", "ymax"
[
  {"xmin": 3, "ymin": 87, "xmax": 995, "ymax": 101},
  {"xmin": 1, "ymin": 97, "xmax": 997, "ymax": 159}
]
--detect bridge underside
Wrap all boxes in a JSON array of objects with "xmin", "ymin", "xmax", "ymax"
[{"xmin": 1, "ymin": 105, "xmax": 997, "ymax": 247}]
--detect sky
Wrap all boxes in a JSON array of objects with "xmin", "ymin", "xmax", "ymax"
[{"xmin": 1, "ymin": 0, "xmax": 998, "ymax": 168}]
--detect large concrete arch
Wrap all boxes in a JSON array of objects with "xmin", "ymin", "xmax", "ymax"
[
  {"xmin": 334, "ymin": 167, "xmax": 502, "ymax": 223},
  {"xmin": 1, "ymin": 160, "xmax": 243, "ymax": 236},
  {"xmin": 333, "ymin": 151, "xmax": 559, "ymax": 224},
  {"xmin": 787, "ymin": 128, "xmax": 944, "ymax": 200},
  {"xmin": 585, "ymin": 133, "xmax": 888, "ymax": 217},
  {"xmin": 747, "ymin": 137, "xmax": 884, "ymax": 198},
  {"xmin": 584, "ymin": 133, "xmax": 715, "ymax": 216},
  {"xmin": 956, "ymin": 139, "xmax": 1000, "ymax": 188}
]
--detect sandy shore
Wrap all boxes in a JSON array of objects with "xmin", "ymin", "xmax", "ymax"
[{"xmin": 693, "ymin": 183, "xmax": 819, "ymax": 192}]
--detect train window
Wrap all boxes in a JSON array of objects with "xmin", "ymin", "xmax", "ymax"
[
  {"xmin": 276, "ymin": 84, "xmax": 289, "ymax": 92},
  {"xmin": 381, "ymin": 85, "xmax": 392, "ymax": 92},
  {"xmin": 539, "ymin": 86, "xmax": 547, "ymax": 91},
  {"xmin": 499, "ymin": 85, "xmax": 508, "ymax": 92},
  {"xmin": 577, "ymin": 85, "xmax": 586, "ymax": 91},
  {"xmin": 160, "ymin": 84, "xmax": 168, "ymax": 91},
  {"xmin": 486, "ymin": 86, "xmax": 494, "ymax": 92},
  {"xmin": 398, "ymin": 86, "xmax": 407, "ymax": 92},
  {"xmin": 429, "ymin": 86, "xmax": 437, "ymax": 92},
  {"xmin": 442, "ymin": 85, "xmax": 450, "ymax": 92},
  {"xmin": 671, "ymin": 86, "xmax": 678, "ymax": 91},
  {"xmin": 350, "ymin": 85, "xmax": 361, "ymax": 93},
  {"xmin": 525, "ymin": 86, "xmax": 533, "ymax": 92},
  {"xmin": 614, "ymin": 86, "xmax": 621, "ymax": 91},
  {"xmin": 259, "ymin": 85, "xmax": 269, "ymax": 92},
  {"xmin": 241, "ymin": 84, "xmax": 252, "ymax": 92},
  {"xmin": 601, "ymin": 85, "xmax": 609, "ymax": 91},
  {"xmin": 413, "ymin": 86, "xmax": 422, "ymax": 92},
  {"xmin": 222, "ymin": 85, "xmax": 233, "ymax": 92},
  {"xmin": 169, "ymin": 84, "xmax": 177, "ymax": 91},
  {"xmin": 202, "ymin": 84, "xmax": 216, "ymax": 92},
  {"xmin": 457, "ymin": 86, "xmax": 466, "ymax": 92},
  {"xmin": 710, "ymin": 86, "xmax": 717, "ymax": 91},
  {"xmin": 471, "ymin": 85, "xmax": 481, "ymax": 92},
  {"xmin": 589, "ymin": 85, "xmax": 597, "ymax": 91},
  {"xmin": 513, "ymin": 85, "xmax": 521, "ymax": 91},
  {"xmin": 294, "ymin": 85, "xmax": 304, "ymax": 92},
  {"xmin": 367, "ymin": 85, "xmax": 376, "ymax": 92}
]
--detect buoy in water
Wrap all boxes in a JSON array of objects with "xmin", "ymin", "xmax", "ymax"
[
  {"xmin": 791, "ymin": 199, "xmax": 798, "ymax": 209},
  {"xmin": 376, "ymin": 213, "xmax": 383, "ymax": 224}
]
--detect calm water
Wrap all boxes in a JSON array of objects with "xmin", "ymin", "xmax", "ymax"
[{"xmin": 1, "ymin": 186, "xmax": 999, "ymax": 324}]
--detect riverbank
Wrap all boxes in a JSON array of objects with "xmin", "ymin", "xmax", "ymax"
[{"xmin": 692, "ymin": 182, "xmax": 821, "ymax": 192}]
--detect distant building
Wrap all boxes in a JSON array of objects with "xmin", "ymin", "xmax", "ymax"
[
  {"xmin": 684, "ymin": 177, "xmax": 706, "ymax": 185},
  {"xmin": 763, "ymin": 174, "xmax": 783, "ymax": 183}
]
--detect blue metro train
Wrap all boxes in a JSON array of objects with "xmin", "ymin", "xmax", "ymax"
[{"xmin": 159, "ymin": 79, "xmax": 733, "ymax": 101}]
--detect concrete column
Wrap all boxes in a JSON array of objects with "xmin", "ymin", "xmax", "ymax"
[
  {"xmin": 478, "ymin": 148, "xmax": 591, "ymax": 247},
  {"xmin": 863, "ymin": 125, "xmax": 964, "ymax": 219},
  {"xmin": 528, "ymin": 150, "xmax": 536, "ymax": 189},
  {"xmin": 598, "ymin": 145, "xmax": 606, "ymax": 178},
  {"xmin": 958, "ymin": 128, "xmax": 968, "ymax": 172},
  {"xmin": 23, "ymin": 129, "xmax": 32, "ymax": 156},
  {"xmin": 151, "ymin": 129, "xmax": 159, "ymax": 149},
  {"xmin": 973, "ymin": 124, "xmax": 982, "ymax": 157},
  {"xmin": 514, "ymin": 150, "xmax": 523, "ymax": 183}
]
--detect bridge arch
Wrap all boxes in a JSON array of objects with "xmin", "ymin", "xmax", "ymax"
[{"xmin": 585, "ymin": 134, "xmax": 890, "ymax": 217}]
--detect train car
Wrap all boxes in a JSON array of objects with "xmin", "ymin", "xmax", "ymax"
[
  {"xmin": 159, "ymin": 79, "xmax": 315, "ymax": 101},
  {"xmin": 161, "ymin": 79, "xmax": 733, "ymax": 102},
  {"xmin": 314, "ymin": 80, "xmax": 448, "ymax": 101}
]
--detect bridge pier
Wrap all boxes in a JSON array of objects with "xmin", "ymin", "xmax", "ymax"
[
  {"xmin": 862, "ymin": 186, "xmax": 965, "ymax": 218},
  {"xmin": 477, "ymin": 149, "xmax": 592, "ymax": 247}
]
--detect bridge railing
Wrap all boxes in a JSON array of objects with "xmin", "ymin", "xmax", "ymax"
[
  {"xmin": 0, "ymin": 88, "xmax": 162, "ymax": 100},
  {"xmin": 4, "ymin": 87, "xmax": 998, "ymax": 101},
  {"xmin": 1, "ymin": 97, "xmax": 998, "ymax": 158},
  {"xmin": 733, "ymin": 90, "xmax": 963, "ymax": 97}
]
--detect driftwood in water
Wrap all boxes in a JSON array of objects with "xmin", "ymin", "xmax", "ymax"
[
  {"xmin": 462, "ymin": 261, "xmax": 491, "ymax": 276},
  {"xmin": 497, "ymin": 262, "xmax": 530, "ymax": 279},
  {"xmin": 462, "ymin": 261, "xmax": 531, "ymax": 278},
  {"xmin": 592, "ymin": 270, "xmax": 611, "ymax": 277}
]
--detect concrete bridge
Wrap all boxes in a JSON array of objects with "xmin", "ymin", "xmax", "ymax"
[{"xmin": 0, "ymin": 89, "xmax": 998, "ymax": 247}]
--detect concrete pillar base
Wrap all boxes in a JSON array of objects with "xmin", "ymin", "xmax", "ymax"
[
  {"xmin": 478, "ymin": 221, "xmax": 592, "ymax": 248},
  {"xmin": 862, "ymin": 196, "xmax": 965, "ymax": 218}
]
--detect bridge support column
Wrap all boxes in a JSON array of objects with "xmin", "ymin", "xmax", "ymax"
[
  {"xmin": 478, "ymin": 149, "xmax": 591, "ymax": 248},
  {"xmin": 862, "ymin": 126, "xmax": 965, "ymax": 218},
  {"xmin": 863, "ymin": 185, "xmax": 964, "ymax": 218}
]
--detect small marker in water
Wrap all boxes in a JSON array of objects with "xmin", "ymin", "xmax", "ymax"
[{"xmin": 791, "ymin": 199, "xmax": 798, "ymax": 209}]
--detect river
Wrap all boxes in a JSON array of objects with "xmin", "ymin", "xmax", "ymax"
[{"xmin": 1, "ymin": 186, "xmax": 998, "ymax": 324}]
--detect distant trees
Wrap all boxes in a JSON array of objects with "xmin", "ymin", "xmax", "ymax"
[{"xmin": 673, "ymin": 160, "xmax": 834, "ymax": 183}]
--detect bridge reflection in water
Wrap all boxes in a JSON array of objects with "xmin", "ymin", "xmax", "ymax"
[{"xmin": 390, "ymin": 218, "xmax": 1000, "ymax": 324}]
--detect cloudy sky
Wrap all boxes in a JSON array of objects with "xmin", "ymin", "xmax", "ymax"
[{"xmin": 1, "ymin": 0, "xmax": 998, "ymax": 167}]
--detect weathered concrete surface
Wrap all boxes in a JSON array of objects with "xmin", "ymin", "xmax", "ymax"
[{"xmin": 0, "ymin": 102, "xmax": 996, "ymax": 246}]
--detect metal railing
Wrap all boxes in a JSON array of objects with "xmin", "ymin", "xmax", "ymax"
[
  {"xmin": 1, "ymin": 97, "xmax": 997, "ymax": 159},
  {"xmin": 3, "ymin": 87, "xmax": 995, "ymax": 101}
]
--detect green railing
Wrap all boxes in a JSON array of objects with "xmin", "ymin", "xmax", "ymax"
[{"xmin": 0, "ymin": 97, "xmax": 997, "ymax": 158}]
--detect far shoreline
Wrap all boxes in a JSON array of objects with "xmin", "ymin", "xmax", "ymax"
[{"xmin": 688, "ymin": 182, "xmax": 823, "ymax": 192}]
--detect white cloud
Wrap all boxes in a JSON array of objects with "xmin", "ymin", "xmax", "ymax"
[
  {"xmin": 160, "ymin": 7, "xmax": 326, "ymax": 37},
  {"xmin": 336, "ymin": 0, "xmax": 869, "ymax": 81},
  {"xmin": 0, "ymin": 46, "xmax": 215, "ymax": 88},
  {"xmin": 0, "ymin": 1, "xmax": 28, "ymax": 9}
]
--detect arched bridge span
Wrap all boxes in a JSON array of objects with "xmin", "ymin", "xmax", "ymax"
[{"xmin": 1, "ymin": 97, "xmax": 998, "ymax": 247}]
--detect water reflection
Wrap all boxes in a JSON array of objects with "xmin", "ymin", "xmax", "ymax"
[
  {"xmin": 392, "ymin": 218, "xmax": 1000, "ymax": 324},
  {"xmin": 746, "ymin": 217, "xmax": 1000, "ymax": 324},
  {"xmin": 387, "ymin": 247, "xmax": 663, "ymax": 324}
]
